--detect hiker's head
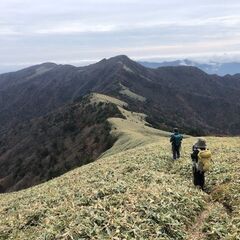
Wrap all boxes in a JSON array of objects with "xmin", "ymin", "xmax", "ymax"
[
  {"xmin": 173, "ymin": 128, "xmax": 179, "ymax": 133},
  {"xmin": 195, "ymin": 137, "xmax": 207, "ymax": 149}
]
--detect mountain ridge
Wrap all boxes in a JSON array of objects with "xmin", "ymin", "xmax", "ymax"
[
  {"xmin": 0, "ymin": 57, "xmax": 239, "ymax": 238},
  {"xmin": 0, "ymin": 55, "xmax": 240, "ymax": 135},
  {"xmin": 0, "ymin": 132, "xmax": 239, "ymax": 239},
  {"xmin": 139, "ymin": 59, "xmax": 240, "ymax": 76}
]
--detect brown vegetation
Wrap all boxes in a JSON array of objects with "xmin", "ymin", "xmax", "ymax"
[{"xmin": 0, "ymin": 95, "xmax": 124, "ymax": 192}]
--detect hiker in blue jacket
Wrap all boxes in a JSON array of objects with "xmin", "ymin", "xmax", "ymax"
[{"xmin": 170, "ymin": 128, "xmax": 183, "ymax": 160}]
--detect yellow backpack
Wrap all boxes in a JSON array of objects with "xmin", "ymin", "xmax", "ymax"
[{"xmin": 197, "ymin": 149, "xmax": 212, "ymax": 172}]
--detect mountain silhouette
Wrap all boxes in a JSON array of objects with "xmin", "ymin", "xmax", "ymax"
[
  {"xmin": 0, "ymin": 55, "xmax": 240, "ymax": 135},
  {"xmin": 139, "ymin": 59, "xmax": 240, "ymax": 76}
]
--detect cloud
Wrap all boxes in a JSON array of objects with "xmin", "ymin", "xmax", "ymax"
[
  {"xmin": 35, "ymin": 23, "xmax": 116, "ymax": 35},
  {"xmin": 0, "ymin": 27, "xmax": 20, "ymax": 36},
  {"xmin": 0, "ymin": 0, "xmax": 240, "ymax": 72}
]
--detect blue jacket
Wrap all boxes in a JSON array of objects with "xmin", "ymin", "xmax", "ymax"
[{"xmin": 170, "ymin": 133, "xmax": 183, "ymax": 146}]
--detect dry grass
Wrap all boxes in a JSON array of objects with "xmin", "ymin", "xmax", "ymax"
[
  {"xmin": 90, "ymin": 93, "xmax": 127, "ymax": 108},
  {"xmin": 119, "ymin": 83, "xmax": 146, "ymax": 102},
  {"xmin": 92, "ymin": 92, "xmax": 171, "ymax": 157},
  {"xmin": 0, "ymin": 94, "xmax": 239, "ymax": 240},
  {"xmin": 104, "ymin": 105, "xmax": 171, "ymax": 157}
]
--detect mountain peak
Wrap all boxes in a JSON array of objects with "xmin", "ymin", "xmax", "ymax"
[
  {"xmin": 84, "ymin": 55, "xmax": 133, "ymax": 69},
  {"xmin": 38, "ymin": 62, "xmax": 58, "ymax": 68},
  {"xmin": 108, "ymin": 55, "xmax": 132, "ymax": 63},
  {"xmin": 12, "ymin": 62, "xmax": 58, "ymax": 74}
]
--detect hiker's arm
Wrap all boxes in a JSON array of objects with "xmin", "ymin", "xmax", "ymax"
[
  {"xmin": 170, "ymin": 135, "xmax": 174, "ymax": 143},
  {"xmin": 191, "ymin": 150, "xmax": 199, "ymax": 162}
]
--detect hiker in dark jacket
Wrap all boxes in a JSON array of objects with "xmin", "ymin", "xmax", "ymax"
[
  {"xmin": 191, "ymin": 138, "xmax": 208, "ymax": 190},
  {"xmin": 170, "ymin": 128, "xmax": 183, "ymax": 160}
]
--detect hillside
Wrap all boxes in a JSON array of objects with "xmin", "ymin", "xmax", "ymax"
[
  {"xmin": 139, "ymin": 59, "xmax": 240, "ymax": 76},
  {"xmin": 0, "ymin": 60, "xmax": 239, "ymax": 239},
  {"xmin": 0, "ymin": 94, "xmax": 124, "ymax": 193},
  {"xmin": 0, "ymin": 55, "xmax": 240, "ymax": 135},
  {"xmin": 90, "ymin": 93, "xmax": 171, "ymax": 157},
  {"xmin": 0, "ymin": 93, "xmax": 239, "ymax": 239},
  {"xmin": 0, "ymin": 133, "xmax": 239, "ymax": 239}
]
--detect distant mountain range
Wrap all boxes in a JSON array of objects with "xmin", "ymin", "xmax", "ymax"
[
  {"xmin": 0, "ymin": 55, "xmax": 240, "ymax": 136},
  {"xmin": 139, "ymin": 59, "xmax": 240, "ymax": 76}
]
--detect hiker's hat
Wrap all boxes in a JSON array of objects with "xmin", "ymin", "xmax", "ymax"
[
  {"xmin": 195, "ymin": 137, "xmax": 207, "ymax": 148},
  {"xmin": 173, "ymin": 128, "xmax": 178, "ymax": 133}
]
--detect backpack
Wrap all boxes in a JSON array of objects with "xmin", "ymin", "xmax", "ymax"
[
  {"xmin": 197, "ymin": 149, "xmax": 212, "ymax": 172},
  {"xmin": 172, "ymin": 134, "xmax": 182, "ymax": 146}
]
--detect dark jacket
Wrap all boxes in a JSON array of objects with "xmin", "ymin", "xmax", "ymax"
[
  {"xmin": 191, "ymin": 145, "xmax": 207, "ymax": 163},
  {"xmin": 170, "ymin": 133, "xmax": 183, "ymax": 147},
  {"xmin": 191, "ymin": 145, "xmax": 205, "ymax": 189},
  {"xmin": 191, "ymin": 145, "xmax": 199, "ymax": 163}
]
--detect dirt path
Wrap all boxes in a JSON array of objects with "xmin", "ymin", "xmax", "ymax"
[{"xmin": 186, "ymin": 203, "xmax": 214, "ymax": 240}]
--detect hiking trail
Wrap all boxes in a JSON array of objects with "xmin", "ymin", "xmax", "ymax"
[{"xmin": 186, "ymin": 202, "xmax": 214, "ymax": 240}]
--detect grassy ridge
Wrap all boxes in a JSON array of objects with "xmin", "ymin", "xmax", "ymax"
[
  {"xmin": 0, "ymin": 136, "xmax": 239, "ymax": 239},
  {"xmin": 0, "ymin": 94, "xmax": 239, "ymax": 239},
  {"xmin": 91, "ymin": 93, "xmax": 172, "ymax": 157}
]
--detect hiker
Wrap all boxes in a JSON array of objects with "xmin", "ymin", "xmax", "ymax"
[
  {"xmin": 191, "ymin": 138, "xmax": 212, "ymax": 190},
  {"xmin": 170, "ymin": 128, "xmax": 183, "ymax": 160}
]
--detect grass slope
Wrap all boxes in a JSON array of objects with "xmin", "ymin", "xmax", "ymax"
[
  {"xmin": 91, "ymin": 93, "xmax": 171, "ymax": 157},
  {"xmin": 0, "ymin": 136, "xmax": 239, "ymax": 240},
  {"xmin": 0, "ymin": 94, "xmax": 239, "ymax": 239}
]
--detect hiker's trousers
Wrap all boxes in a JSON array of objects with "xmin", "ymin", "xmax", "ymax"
[
  {"xmin": 172, "ymin": 144, "xmax": 181, "ymax": 160},
  {"xmin": 192, "ymin": 166, "xmax": 205, "ymax": 189}
]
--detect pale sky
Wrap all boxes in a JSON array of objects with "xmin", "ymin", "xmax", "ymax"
[{"xmin": 1, "ymin": 0, "xmax": 240, "ymax": 72}]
